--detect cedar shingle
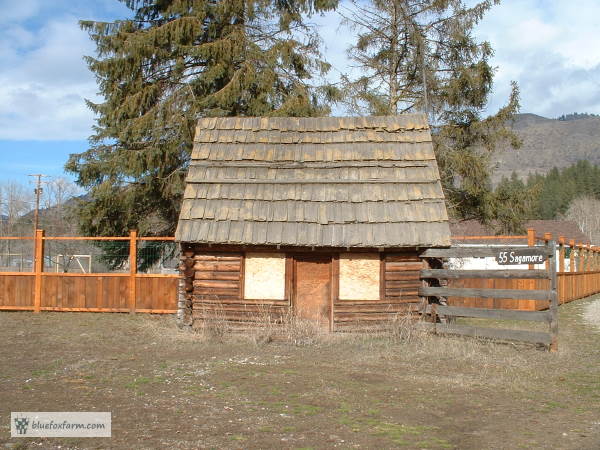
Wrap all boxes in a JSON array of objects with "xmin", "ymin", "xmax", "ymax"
[{"xmin": 176, "ymin": 115, "xmax": 450, "ymax": 247}]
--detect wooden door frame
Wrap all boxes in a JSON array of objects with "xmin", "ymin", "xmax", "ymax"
[{"xmin": 290, "ymin": 253, "xmax": 334, "ymax": 331}]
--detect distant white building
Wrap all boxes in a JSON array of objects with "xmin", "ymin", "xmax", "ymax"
[{"xmin": 449, "ymin": 220, "xmax": 592, "ymax": 272}]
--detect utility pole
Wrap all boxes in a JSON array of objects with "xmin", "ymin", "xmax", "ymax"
[{"xmin": 28, "ymin": 174, "xmax": 48, "ymax": 234}]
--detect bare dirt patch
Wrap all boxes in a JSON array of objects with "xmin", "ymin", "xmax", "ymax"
[
  {"xmin": 1, "ymin": 298, "xmax": 600, "ymax": 449},
  {"xmin": 582, "ymin": 298, "xmax": 600, "ymax": 332}
]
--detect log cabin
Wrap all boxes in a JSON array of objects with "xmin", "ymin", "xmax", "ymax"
[{"xmin": 175, "ymin": 115, "xmax": 450, "ymax": 330}]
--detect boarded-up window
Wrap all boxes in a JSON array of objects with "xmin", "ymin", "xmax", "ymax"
[
  {"xmin": 339, "ymin": 253, "xmax": 380, "ymax": 300},
  {"xmin": 244, "ymin": 253, "xmax": 286, "ymax": 300}
]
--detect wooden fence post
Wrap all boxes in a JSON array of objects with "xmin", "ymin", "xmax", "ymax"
[
  {"xmin": 578, "ymin": 243, "xmax": 584, "ymax": 273},
  {"xmin": 33, "ymin": 229, "xmax": 44, "ymax": 313},
  {"xmin": 558, "ymin": 236, "xmax": 565, "ymax": 273},
  {"xmin": 549, "ymin": 240, "xmax": 558, "ymax": 352},
  {"xmin": 129, "ymin": 230, "xmax": 137, "ymax": 313},
  {"xmin": 527, "ymin": 228, "xmax": 536, "ymax": 303},
  {"xmin": 544, "ymin": 232, "xmax": 552, "ymax": 272},
  {"xmin": 569, "ymin": 239, "xmax": 575, "ymax": 273}
]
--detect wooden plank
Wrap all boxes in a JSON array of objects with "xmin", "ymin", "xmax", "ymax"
[
  {"xmin": 419, "ymin": 286, "xmax": 552, "ymax": 301},
  {"xmin": 421, "ymin": 269, "xmax": 549, "ymax": 280},
  {"xmin": 422, "ymin": 322, "xmax": 552, "ymax": 345},
  {"xmin": 0, "ymin": 272, "xmax": 36, "ymax": 276},
  {"xmin": 331, "ymin": 253, "xmax": 339, "ymax": 332},
  {"xmin": 423, "ymin": 305, "xmax": 552, "ymax": 322},
  {"xmin": 420, "ymin": 246, "xmax": 553, "ymax": 258},
  {"xmin": 41, "ymin": 272, "xmax": 129, "ymax": 277},
  {"xmin": 379, "ymin": 254, "xmax": 385, "ymax": 302},
  {"xmin": 40, "ymin": 307, "xmax": 130, "ymax": 312},
  {"xmin": 0, "ymin": 306, "xmax": 35, "ymax": 310}
]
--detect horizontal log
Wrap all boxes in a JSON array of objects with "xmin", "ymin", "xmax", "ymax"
[
  {"xmin": 194, "ymin": 271, "xmax": 241, "ymax": 281},
  {"xmin": 334, "ymin": 313, "xmax": 408, "ymax": 322},
  {"xmin": 385, "ymin": 280, "xmax": 421, "ymax": 288},
  {"xmin": 420, "ymin": 246, "xmax": 553, "ymax": 258},
  {"xmin": 384, "ymin": 271, "xmax": 420, "ymax": 281},
  {"xmin": 385, "ymin": 262, "xmax": 423, "ymax": 272},
  {"xmin": 420, "ymin": 269, "xmax": 549, "ymax": 280},
  {"xmin": 193, "ymin": 280, "xmax": 239, "ymax": 289},
  {"xmin": 194, "ymin": 287, "xmax": 240, "ymax": 296},
  {"xmin": 192, "ymin": 312, "xmax": 286, "ymax": 322},
  {"xmin": 335, "ymin": 298, "xmax": 420, "ymax": 305},
  {"xmin": 385, "ymin": 289, "xmax": 418, "ymax": 297},
  {"xmin": 419, "ymin": 286, "xmax": 552, "ymax": 301},
  {"xmin": 193, "ymin": 262, "xmax": 241, "ymax": 271},
  {"xmin": 384, "ymin": 254, "xmax": 420, "ymax": 262},
  {"xmin": 193, "ymin": 254, "xmax": 241, "ymax": 261},
  {"xmin": 423, "ymin": 305, "xmax": 552, "ymax": 322},
  {"xmin": 193, "ymin": 297, "xmax": 289, "ymax": 306},
  {"xmin": 194, "ymin": 304, "xmax": 288, "ymax": 313},
  {"xmin": 418, "ymin": 322, "xmax": 551, "ymax": 345},
  {"xmin": 334, "ymin": 304, "xmax": 412, "ymax": 313}
]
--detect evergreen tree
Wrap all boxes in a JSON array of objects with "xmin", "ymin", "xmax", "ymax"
[
  {"xmin": 67, "ymin": 0, "xmax": 338, "ymax": 238},
  {"xmin": 493, "ymin": 172, "xmax": 532, "ymax": 234},
  {"xmin": 340, "ymin": 0, "xmax": 520, "ymax": 225}
]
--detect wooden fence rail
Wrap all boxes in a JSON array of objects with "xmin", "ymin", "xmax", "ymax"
[
  {"xmin": 0, "ymin": 230, "xmax": 178, "ymax": 314},
  {"xmin": 420, "ymin": 241, "xmax": 558, "ymax": 350},
  {"xmin": 448, "ymin": 229, "xmax": 600, "ymax": 310}
]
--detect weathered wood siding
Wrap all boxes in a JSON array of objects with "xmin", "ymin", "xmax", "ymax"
[
  {"xmin": 186, "ymin": 250, "xmax": 290, "ymax": 326},
  {"xmin": 182, "ymin": 246, "xmax": 422, "ymax": 329},
  {"xmin": 333, "ymin": 252, "xmax": 421, "ymax": 329},
  {"xmin": 0, "ymin": 275, "xmax": 34, "ymax": 309}
]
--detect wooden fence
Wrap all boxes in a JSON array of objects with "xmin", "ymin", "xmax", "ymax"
[
  {"xmin": 419, "ymin": 241, "xmax": 558, "ymax": 351},
  {"xmin": 448, "ymin": 229, "xmax": 600, "ymax": 310},
  {"xmin": 0, "ymin": 230, "xmax": 178, "ymax": 313}
]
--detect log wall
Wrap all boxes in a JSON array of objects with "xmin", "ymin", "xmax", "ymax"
[{"xmin": 181, "ymin": 245, "xmax": 422, "ymax": 330}]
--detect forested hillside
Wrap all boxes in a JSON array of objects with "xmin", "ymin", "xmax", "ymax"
[
  {"xmin": 492, "ymin": 113, "xmax": 600, "ymax": 183},
  {"xmin": 496, "ymin": 161, "xmax": 600, "ymax": 240}
]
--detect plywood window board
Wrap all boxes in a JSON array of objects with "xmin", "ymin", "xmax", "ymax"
[
  {"xmin": 244, "ymin": 252, "xmax": 286, "ymax": 300},
  {"xmin": 338, "ymin": 253, "xmax": 380, "ymax": 300}
]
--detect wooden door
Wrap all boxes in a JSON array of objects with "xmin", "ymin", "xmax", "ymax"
[{"xmin": 293, "ymin": 255, "xmax": 332, "ymax": 327}]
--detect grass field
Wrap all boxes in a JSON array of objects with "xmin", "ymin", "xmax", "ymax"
[{"xmin": 1, "ymin": 296, "xmax": 600, "ymax": 449}]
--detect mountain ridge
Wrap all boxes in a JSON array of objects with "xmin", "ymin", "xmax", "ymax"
[{"xmin": 492, "ymin": 113, "xmax": 600, "ymax": 183}]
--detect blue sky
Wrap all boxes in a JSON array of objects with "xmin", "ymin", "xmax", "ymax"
[{"xmin": 1, "ymin": 0, "xmax": 600, "ymax": 185}]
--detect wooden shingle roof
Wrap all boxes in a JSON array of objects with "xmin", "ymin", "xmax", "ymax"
[{"xmin": 175, "ymin": 115, "xmax": 450, "ymax": 247}]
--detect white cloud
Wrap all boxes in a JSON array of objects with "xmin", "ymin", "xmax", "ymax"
[
  {"xmin": 0, "ymin": 15, "xmax": 98, "ymax": 140},
  {"xmin": 0, "ymin": 0, "xmax": 41, "ymax": 24},
  {"xmin": 1, "ymin": 0, "xmax": 600, "ymax": 140},
  {"xmin": 475, "ymin": 0, "xmax": 600, "ymax": 117},
  {"xmin": 0, "ymin": 0, "xmax": 130, "ymax": 141}
]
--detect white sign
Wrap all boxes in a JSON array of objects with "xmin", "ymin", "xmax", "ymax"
[
  {"xmin": 495, "ymin": 249, "xmax": 547, "ymax": 265},
  {"xmin": 11, "ymin": 412, "xmax": 111, "ymax": 437}
]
